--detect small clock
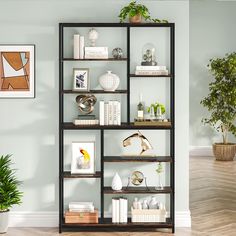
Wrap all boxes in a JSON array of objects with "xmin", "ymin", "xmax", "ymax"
[{"xmin": 131, "ymin": 171, "xmax": 144, "ymax": 186}]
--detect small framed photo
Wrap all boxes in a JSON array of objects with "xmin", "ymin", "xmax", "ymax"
[
  {"xmin": 0, "ymin": 45, "xmax": 35, "ymax": 98},
  {"xmin": 71, "ymin": 142, "xmax": 95, "ymax": 174},
  {"xmin": 73, "ymin": 68, "xmax": 89, "ymax": 91}
]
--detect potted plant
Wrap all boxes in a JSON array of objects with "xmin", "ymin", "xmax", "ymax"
[
  {"xmin": 147, "ymin": 102, "xmax": 166, "ymax": 118},
  {"xmin": 200, "ymin": 52, "xmax": 236, "ymax": 161},
  {"xmin": 119, "ymin": 1, "xmax": 168, "ymax": 24},
  {"xmin": 0, "ymin": 155, "xmax": 23, "ymax": 233}
]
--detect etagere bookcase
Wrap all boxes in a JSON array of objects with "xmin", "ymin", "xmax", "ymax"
[{"xmin": 59, "ymin": 22, "xmax": 175, "ymax": 233}]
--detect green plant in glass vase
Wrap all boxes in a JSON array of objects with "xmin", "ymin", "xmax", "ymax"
[
  {"xmin": 155, "ymin": 162, "xmax": 164, "ymax": 190},
  {"xmin": 118, "ymin": 1, "xmax": 168, "ymax": 24},
  {"xmin": 147, "ymin": 102, "xmax": 166, "ymax": 119},
  {"xmin": 200, "ymin": 52, "xmax": 236, "ymax": 161}
]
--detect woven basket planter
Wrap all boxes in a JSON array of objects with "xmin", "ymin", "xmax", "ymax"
[{"xmin": 213, "ymin": 143, "xmax": 236, "ymax": 161}]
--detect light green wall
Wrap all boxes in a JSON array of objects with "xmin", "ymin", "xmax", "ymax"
[
  {"xmin": 190, "ymin": 0, "xmax": 236, "ymax": 146},
  {"xmin": 0, "ymin": 0, "xmax": 189, "ymax": 215}
]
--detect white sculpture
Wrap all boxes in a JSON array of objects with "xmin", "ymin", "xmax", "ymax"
[
  {"xmin": 111, "ymin": 172, "xmax": 122, "ymax": 191},
  {"xmin": 88, "ymin": 28, "xmax": 98, "ymax": 47}
]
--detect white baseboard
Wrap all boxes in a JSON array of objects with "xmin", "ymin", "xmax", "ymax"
[
  {"xmin": 9, "ymin": 210, "xmax": 191, "ymax": 228},
  {"xmin": 189, "ymin": 145, "xmax": 213, "ymax": 156}
]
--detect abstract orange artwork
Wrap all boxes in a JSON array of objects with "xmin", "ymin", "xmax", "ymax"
[{"xmin": 0, "ymin": 45, "xmax": 35, "ymax": 98}]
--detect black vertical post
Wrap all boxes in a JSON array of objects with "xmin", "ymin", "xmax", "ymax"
[
  {"xmin": 170, "ymin": 23, "xmax": 175, "ymax": 234},
  {"xmin": 59, "ymin": 23, "xmax": 64, "ymax": 234},
  {"xmin": 100, "ymin": 129, "xmax": 104, "ymax": 220},
  {"xmin": 127, "ymin": 26, "xmax": 130, "ymax": 124}
]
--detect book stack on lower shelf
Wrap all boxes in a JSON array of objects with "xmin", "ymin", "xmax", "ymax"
[
  {"xmin": 65, "ymin": 202, "xmax": 98, "ymax": 224},
  {"xmin": 112, "ymin": 197, "xmax": 128, "ymax": 223},
  {"xmin": 135, "ymin": 66, "xmax": 169, "ymax": 76},
  {"xmin": 73, "ymin": 115, "xmax": 99, "ymax": 126}
]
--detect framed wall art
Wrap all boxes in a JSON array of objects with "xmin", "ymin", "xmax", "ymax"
[
  {"xmin": 73, "ymin": 68, "xmax": 89, "ymax": 91},
  {"xmin": 0, "ymin": 45, "xmax": 35, "ymax": 98},
  {"xmin": 71, "ymin": 141, "xmax": 95, "ymax": 174}
]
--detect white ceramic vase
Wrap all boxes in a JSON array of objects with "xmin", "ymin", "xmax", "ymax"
[
  {"xmin": 0, "ymin": 210, "xmax": 9, "ymax": 233},
  {"xmin": 111, "ymin": 172, "xmax": 122, "ymax": 191},
  {"xmin": 99, "ymin": 71, "xmax": 120, "ymax": 91}
]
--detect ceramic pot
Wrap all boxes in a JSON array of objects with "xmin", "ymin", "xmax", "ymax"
[
  {"xmin": 0, "ymin": 210, "xmax": 9, "ymax": 233},
  {"xmin": 213, "ymin": 143, "xmax": 236, "ymax": 161},
  {"xmin": 129, "ymin": 14, "xmax": 142, "ymax": 23},
  {"xmin": 99, "ymin": 71, "xmax": 120, "ymax": 91},
  {"xmin": 111, "ymin": 172, "xmax": 122, "ymax": 191}
]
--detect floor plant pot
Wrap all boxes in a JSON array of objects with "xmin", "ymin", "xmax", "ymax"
[
  {"xmin": 129, "ymin": 14, "xmax": 142, "ymax": 23},
  {"xmin": 0, "ymin": 210, "xmax": 9, "ymax": 234},
  {"xmin": 213, "ymin": 143, "xmax": 236, "ymax": 161}
]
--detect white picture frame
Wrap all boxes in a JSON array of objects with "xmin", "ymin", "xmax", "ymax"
[
  {"xmin": 73, "ymin": 68, "xmax": 89, "ymax": 91},
  {"xmin": 71, "ymin": 141, "xmax": 95, "ymax": 174}
]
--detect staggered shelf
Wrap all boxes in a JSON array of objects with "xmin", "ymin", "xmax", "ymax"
[{"xmin": 59, "ymin": 22, "xmax": 175, "ymax": 233}]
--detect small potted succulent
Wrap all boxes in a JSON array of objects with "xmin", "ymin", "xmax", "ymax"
[
  {"xmin": 147, "ymin": 102, "xmax": 166, "ymax": 119},
  {"xmin": 200, "ymin": 52, "xmax": 236, "ymax": 161},
  {"xmin": 119, "ymin": 1, "xmax": 168, "ymax": 24},
  {"xmin": 0, "ymin": 155, "xmax": 23, "ymax": 233}
]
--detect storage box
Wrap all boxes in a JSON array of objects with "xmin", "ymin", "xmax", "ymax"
[
  {"xmin": 65, "ymin": 209, "xmax": 98, "ymax": 224},
  {"xmin": 131, "ymin": 208, "xmax": 166, "ymax": 223}
]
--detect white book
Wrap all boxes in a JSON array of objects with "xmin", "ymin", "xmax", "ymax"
[
  {"xmin": 135, "ymin": 70, "xmax": 169, "ymax": 76},
  {"xmin": 112, "ymin": 198, "xmax": 116, "ymax": 223},
  {"xmin": 119, "ymin": 198, "xmax": 123, "ymax": 223},
  {"xmin": 136, "ymin": 65, "xmax": 166, "ymax": 71},
  {"xmin": 113, "ymin": 101, "xmax": 118, "ymax": 125},
  {"xmin": 69, "ymin": 202, "xmax": 93, "ymax": 207},
  {"xmin": 69, "ymin": 208, "xmax": 94, "ymax": 213},
  {"xmin": 108, "ymin": 101, "xmax": 114, "ymax": 125},
  {"xmin": 115, "ymin": 199, "xmax": 119, "ymax": 223},
  {"xmin": 123, "ymin": 198, "xmax": 128, "ymax": 223},
  {"xmin": 79, "ymin": 36, "xmax": 84, "ymax": 59},
  {"xmin": 85, "ymin": 47, "xmax": 108, "ymax": 53},
  {"xmin": 117, "ymin": 102, "xmax": 121, "ymax": 125},
  {"xmin": 104, "ymin": 103, "xmax": 109, "ymax": 125},
  {"xmin": 85, "ymin": 54, "xmax": 108, "ymax": 59},
  {"xmin": 99, "ymin": 101, "xmax": 105, "ymax": 126},
  {"xmin": 73, "ymin": 119, "xmax": 99, "ymax": 125},
  {"xmin": 73, "ymin": 34, "xmax": 80, "ymax": 59}
]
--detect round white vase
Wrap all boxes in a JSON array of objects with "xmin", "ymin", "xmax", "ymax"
[
  {"xmin": 99, "ymin": 71, "xmax": 120, "ymax": 91},
  {"xmin": 111, "ymin": 172, "xmax": 122, "ymax": 191},
  {"xmin": 0, "ymin": 210, "xmax": 9, "ymax": 233}
]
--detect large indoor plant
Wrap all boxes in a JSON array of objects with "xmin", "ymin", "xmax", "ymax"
[
  {"xmin": 200, "ymin": 52, "xmax": 236, "ymax": 161},
  {"xmin": 119, "ymin": 1, "xmax": 168, "ymax": 23},
  {"xmin": 0, "ymin": 155, "xmax": 23, "ymax": 233}
]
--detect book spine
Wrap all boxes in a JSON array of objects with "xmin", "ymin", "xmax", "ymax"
[
  {"xmin": 123, "ymin": 198, "xmax": 128, "ymax": 223},
  {"xmin": 119, "ymin": 198, "xmax": 123, "ymax": 223},
  {"xmin": 117, "ymin": 101, "xmax": 121, "ymax": 125},
  {"xmin": 104, "ymin": 103, "xmax": 109, "ymax": 126},
  {"xmin": 79, "ymin": 36, "xmax": 84, "ymax": 59},
  {"xmin": 112, "ymin": 198, "xmax": 116, "ymax": 223},
  {"xmin": 85, "ymin": 47, "xmax": 108, "ymax": 52},
  {"xmin": 85, "ymin": 54, "xmax": 108, "ymax": 59},
  {"xmin": 135, "ymin": 70, "xmax": 169, "ymax": 75},
  {"xmin": 136, "ymin": 65, "xmax": 166, "ymax": 71},
  {"xmin": 73, "ymin": 34, "xmax": 80, "ymax": 59},
  {"xmin": 99, "ymin": 101, "xmax": 104, "ymax": 126},
  {"xmin": 113, "ymin": 101, "xmax": 118, "ymax": 125},
  {"xmin": 108, "ymin": 101, "xmax": 113, "ymax": 125},
  {"xmin": 116, "ymin": 199, "xmax": 119, "ymax": 223},
  {"xmin": 73, "ymin": 120, "xmax": 99, "ymax": 125}
]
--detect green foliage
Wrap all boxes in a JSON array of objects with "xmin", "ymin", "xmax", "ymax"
[
  {"xmin": 0, "ymin": 155, "xmax": 23, "ymax": 211},
  {"xmin": 200, "ymin": 52, "xmax": 236, "ymax": 144},
  {"xmin": 147, "ymin": 102, "xmax": 166, "ymax": 114},
  {"xmin": 156, "ymin": 162, "xmax": 163, "ymax": 174},
  {"xmin": 118, "ymin": 1, "xmax": 168, "ymax": 23}
]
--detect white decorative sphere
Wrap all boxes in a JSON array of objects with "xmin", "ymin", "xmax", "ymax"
[
  {"xmin": 99, "ymin": 71, "xmax": 120, "ymax": 91},
  {"xmin": 111, "ymin": 172, "xmax": 122, "ymax": 191}
]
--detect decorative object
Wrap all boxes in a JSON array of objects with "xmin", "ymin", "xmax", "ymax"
[
  {"xmin": 132, "ymin": 198, "xmax": 139, "ymax": 209},
  {"xmin": 0, "ymin": 45, "xmax": 35, "ymax": 98},
  {"xmin": 155, "ymin": 162, "xmax": 164, "ymax": 190},
  {"xmin": 123, "ymin": 131, "xmax": 153, "ymax": 155},
  {"xmin": 71, "ymin": 142, "xmax": 95, "ymax": 174},
  {"xmin": 88, "ymin": 28, "xmax": 98, "ymax": 47},
  {"xmin": 147, "ymin": 102, "xmax": 166, "ymax": 119},
  {"xmin": 134, "ymin": 118, "xmax": 171, "ymax": 127},
  {"xmin": 65, "ymin": 209, "xmax": 98, "ymax": 224},
  {"xmin": 99, "ymin": 71, "xmax": 120, "ymax": 91},
  {"xmin": 75, "ymin": 94, "xmax": 97, "ymax": 114},
  {"xmin": 73, "ymin": 34, "xmax": 80, "ymax": 59},
  {"xmin": 112, "ymin": 48, "xmax": 123, "ymax": 59},
  {"xmin": 148, "ymin": 196, "xmax": 159, "ymax": 209},
  {"xmin": 111, "ymin": 172, "xmax": 122, "ymax": 191},
  {"xmin": 137, "ymin": 93, "xmax": 144, "ymax": 120},
  {"xmin": 73, "ymin": 68, "xmax": 89, "ymax": 91},
  {"xmin": 141, "ymin": 43, "xmax": 157, "ymax": 66},
  {"xmin": 119, "ymin": 1, "xmax": 168, "ymax": 23},
  {"xmin": 200, "ymin": 52, "xmax": 236, "ymax": 161},
  {"xmin": 131, "ymin": 171, "xmax": 144, "ymax": 185},
  {"xmin": 142, "ymin": 200, "xmax": 149, "ymax": 209},
  {"xmin": 0, "ymin": 155, "xmax": 23, "ymax": 233}
]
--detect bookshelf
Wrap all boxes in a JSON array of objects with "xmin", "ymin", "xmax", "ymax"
[{"xmin": 59, "ymin": 22, "xmax": 175, "ymax": 233}]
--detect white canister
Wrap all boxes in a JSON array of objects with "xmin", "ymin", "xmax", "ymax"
[
  {"xmin": 0, "ymin": 210, "xmax": 9, "ymax": 233},
  {"xmin": 99, "ymin": 71, "xmax": 120, "ymax": 91},
  {"xmin": 111, "ymin": 172, "xmax": 122, "ymax": 191}
]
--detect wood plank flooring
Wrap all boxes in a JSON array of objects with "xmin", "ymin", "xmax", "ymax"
[{"xmin": 5, "ymin": 156, "xmax": 236, "ymax": 236}]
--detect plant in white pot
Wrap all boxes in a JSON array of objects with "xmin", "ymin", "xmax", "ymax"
[
  {"xmin": 0, "ymin": 155, "xmax": 23, "ymax": 233},
  {"xmin": 200, "ymin": 52, "xmax": 236, "ymax": 161}
]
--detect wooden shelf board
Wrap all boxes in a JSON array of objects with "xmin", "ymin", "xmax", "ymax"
[
  {"xmin": 63, "ymin": 171, "xmax": 101, "ymax": 178},
  {"xmin": 103, "ymin": 186, "xmax": 172, "ymax": 194},
  {"xmin": 62, "ymin": 58, "xmax": 127, "ymax": 61},
  {"xmin": 103, "ymin": 156, "xmax": 172, "ymax": 162},
  {"xmin": 62, "ymin": 90, "xmax": 127, "ymax": 94},
  {"xmin": 130, "ymin": 74, "xmax": 172, "ymax": 78}
]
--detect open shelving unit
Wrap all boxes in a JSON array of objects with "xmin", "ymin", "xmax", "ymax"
[{"xmin": 59, "ymin": 22, "xmax": 175, "ymax": 233}]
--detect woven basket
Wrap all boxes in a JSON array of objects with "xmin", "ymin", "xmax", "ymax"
[{"xmin": 213, "ymin": 143, "xmax": 236, "ymax": 161}]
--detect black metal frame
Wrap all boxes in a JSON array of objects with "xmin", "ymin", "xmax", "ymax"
[{"xmin": 59, "ymin": 22, "xmax": 175, "ymax": 233}]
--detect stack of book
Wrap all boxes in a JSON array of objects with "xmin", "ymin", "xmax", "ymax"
[
  {"xmin": 99, "ymin": 100, "xmax": 121, "ymax": 126},
  {"xmin": 73, "ymin": 115, "xmax": 99, "ymax": 126},
  {"xmin": 65, "ymin": 202, "xmax": 98, "ymax": 224},
  {"xmin": 85, "ymin": 47, "xmax": 108, "ymax": 59},
  {"xmin": 112, "ymin": 197, "xmax": 128, "ymax": 223},
  {"xmin": 135, "ymin": 65, "xmax": 169, "ymax": 76}
]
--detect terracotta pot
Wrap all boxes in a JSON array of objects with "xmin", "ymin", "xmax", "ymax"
[
  {"xmin": 0, "ymin": 210, "xmax": 9, "ymax": 233},
  {"xmin": 129, "ymin": 14, "xmax": 142, "ymax": 23},
  {"xmin": 213, "ymin": 143, "xmax": 236, "ymax": 161}
]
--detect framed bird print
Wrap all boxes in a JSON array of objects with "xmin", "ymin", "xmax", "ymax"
[{"xmin": 71, "ymin": 142, "xmax": 95, "ymax": 174}]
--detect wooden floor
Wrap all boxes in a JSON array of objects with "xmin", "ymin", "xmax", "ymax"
[{"xmin": 5, "ymin": 156, "xmax": 236, "ymax": 236}]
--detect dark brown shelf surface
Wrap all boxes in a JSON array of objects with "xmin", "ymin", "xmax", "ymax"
[
  {"xmin": 62, "ymin": 90, "xmax": 127, "ymax": 94},
  {"xmin": 103, "ymin": 186, "xmax": 172, "ymax": 194},
  {"xmin": 62, "ymin": 58, "xmax": 127, "ymax": 61},
  {"xmin": 62, "ymin": 122, "xmax": 172, "ymax": 130},
  {"xmin": 104, "ymin": 156, "xmax": 172, "ymax": 162},
  {"xmin": 63, "ymin": 171, "xmax": 101, "ymax": 178},
  {"xmin": 130, "ymin": 74, "xmax": 172, "ymax": 78}
]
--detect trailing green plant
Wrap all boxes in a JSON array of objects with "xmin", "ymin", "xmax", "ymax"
[
  {"xmin": 0, "ymin": 155, "xmax": 23, "ymax": 211},
  {"xmin": 200, "ymin": 52, "xmax": 236, "ymax": 144},
  {"xmin": 118, "ymin": 1, "xmax": 168, "ymax": 23},
  {"xmin": 147, "ymin": 102, "xmax": 166, "ymax": 114}
]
